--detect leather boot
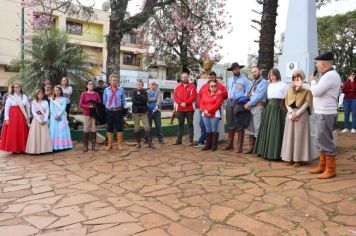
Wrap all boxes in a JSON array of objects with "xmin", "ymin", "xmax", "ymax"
[
  {"xmin": 223, "ymin": 130, "xmax": 235, "ymax": 150},
  {"xmin": 105, "ymin": 132, "xmax": 113, "ymax": 151},
  {"xmin": 117, "ymin": 132, "xmax": 125, "ymax": 150},
  {"xmin": 235, "ymin": 130, "xmax": 245, "ymax": 153},
  {"xmin": 211, "ymin": 132, "xmax": 219, "ymax": 151},
  {"xmin": 318, "ymin": 155, "xmax": 336, "ymax": 179},
  {"xmin": 309, "ymin": 152, "xmax": 326, "ymax": 174},
  {"xmin": 135, "ymin": 132, "xmax": 141, "ymax": 148},
  {"xmin": 83, "ymin": 133, "xmax": 89, "ymax": 152},
  {"xmin": 244, "ymin": 135, "xmax": 255, "ymax": 154},
  {"xmin": 91, "ymin": 132, "xmax": 98, "ymax": 151},
  {"xmin": 202, "ymin": 133, "xmax": 212, "ymax": 151},
  {"xmin": 145, "ymin": 130, "xmax": 154, "ymax": 148}
]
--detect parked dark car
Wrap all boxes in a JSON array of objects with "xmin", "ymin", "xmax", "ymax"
[{"xmin": 161, "ymin": 98, "xmax": 174, "ymax": 110}]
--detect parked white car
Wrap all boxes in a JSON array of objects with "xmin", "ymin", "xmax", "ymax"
[{"xmin": 125, "ymin": 97, "xmax": 132, "ymax": 111}]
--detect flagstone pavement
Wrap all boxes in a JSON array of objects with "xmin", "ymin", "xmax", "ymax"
[{"xmin": 0, "ymin": 134, "xmax": 355, "ymax": 236}]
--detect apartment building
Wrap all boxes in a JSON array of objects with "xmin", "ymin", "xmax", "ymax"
[{"xmin": 0, "ymin": 0, "xmax": 148, "ymax": 93}]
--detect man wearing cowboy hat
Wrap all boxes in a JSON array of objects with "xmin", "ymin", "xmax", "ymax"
[
  {"xmin": 223, "ymin": 62, "xmax": 251, "ymax": 153},
  {"xmin": 308, "ymin": 52, "xmax": 341, "ymax": 179}
]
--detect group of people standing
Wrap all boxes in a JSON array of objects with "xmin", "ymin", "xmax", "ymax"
[
  {"xmin": 174, "ymin": 52, "xmax": 340, "ymax": 179},
  {"xmin": 222, "ymin": 52, "xmax": 340, "ymax": 179},
  {"xmin": 0, "ymin": 52, "xmax": 342, "ymax": 180},
  {"xmin": 0, "ymin": 77, "xmax": 73, "ymax": 154}
]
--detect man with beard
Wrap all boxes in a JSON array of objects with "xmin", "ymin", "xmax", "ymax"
[
  {"xmin": 244, "ymin": 66, "xmax": 268, "ymax": 154},
  {"xmin": 224, "ymin": 62, "xmax": 251, "ymax": 153},
  {"xmin": 173, "ymin": 71, "xmax": 197, "ymax": 146}
]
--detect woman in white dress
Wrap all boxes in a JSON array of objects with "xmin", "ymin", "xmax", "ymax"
[{"xmin": 26, "ymin": 90, "xmax": 52, "ymax": 154}]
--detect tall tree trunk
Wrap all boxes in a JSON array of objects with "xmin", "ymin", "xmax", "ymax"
[
  {"xmin": 257, "ymin": 0, "xmax": 279, "ymax": 70},
  {"xmin": 106, "ymin": 1, "xmax": 127, "ymax": 83},
  {"xmin": 106, "ymin": 21, "xmax": 122, "ymax": 83}
]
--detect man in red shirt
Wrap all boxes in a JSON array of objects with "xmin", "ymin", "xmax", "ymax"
[{"xmin": 173, "ymin": 71, "xmax": 197, "ymax": 145}]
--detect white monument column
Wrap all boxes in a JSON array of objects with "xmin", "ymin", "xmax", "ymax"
[
  {"xmin": 278, "ymin": 0, "xmax": 337, "ymax": 160},
  {"xmin": 278, "ymin": 0, "xmax": 318, "ymax": 83}
]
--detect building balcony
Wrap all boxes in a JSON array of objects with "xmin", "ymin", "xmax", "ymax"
[{"xmin": 67, "ymin": 32, "xmax": 104, "ymax": 44}]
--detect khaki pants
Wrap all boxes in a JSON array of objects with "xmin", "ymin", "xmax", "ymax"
[
  {"xmin": 83, "ymin": 116, "xmax": 97, "ymax": 133},
  {"xmin": 133, "ymin": 113, "xmax": 150, "ymax": 132}
]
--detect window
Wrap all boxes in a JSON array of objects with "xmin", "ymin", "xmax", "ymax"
[
  {"xmin": 66, "ymin": 21, "xmax": 83, "ymax": 35},
  {"xmin": 123, "ymin": 53, "xmax": 140, "ymax": 66},
  {"xmin": 123, "ymin": 33, "xmax": 138, "ymax": 44}
]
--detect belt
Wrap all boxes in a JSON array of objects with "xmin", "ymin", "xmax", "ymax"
[
  {"xmin": 228, "ymin": 98, "xmax": 239, "ymax": 102},
  {"xmin": 255, "ymin": 101, "xmax": 266, "ymax": 107},
  {"xmin": 106, "ymin": 107, "xmax": 122, "ymax": 111}
]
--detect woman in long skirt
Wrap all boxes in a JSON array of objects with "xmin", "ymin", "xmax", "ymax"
[
  {"xmin": 49, "ymin": 86, "xmax": 73, "ymax": 151},
  {"xmin": 26, "ymin": 90, "xmax": 52, "ymax": 154},
  {"xmin": 0, "ymin": 83, "xmax": 30, "ymax": 153},
  {"xmin": 281, "ymin": 69, "xmax": 313, "ymax": 167},
  {"xmin": 253, "ymin": 68, "xmax": 288, "ymax": 160}
]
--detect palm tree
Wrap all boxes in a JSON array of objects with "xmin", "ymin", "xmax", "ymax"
[{"xmin": 10, "ymin": 30, "xmax": 91, "ymax": 94}]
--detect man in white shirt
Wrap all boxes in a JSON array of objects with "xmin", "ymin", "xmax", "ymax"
[{"xmin": 309, "ymin": 52, "xmax": 341, "ymax": 179}]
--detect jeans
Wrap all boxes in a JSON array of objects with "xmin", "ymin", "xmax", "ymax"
[
  {"xmin": 133, "ymin": 113, "xmax": 150, "ymax": 132},
  {"xmin": 343, "ymin": 99, "xmax": 356, "ymax": 129},
  {"xmin": 66, "ymin": 103, "xmax": 71, "ymax": 121},
  {"xmin": 198, "ymin": 111, "xmax": 206, "ymax": 144},
  {"xmin": 148, "ymin": 110, "xmax": 164, "ymax": 141},
  {"xmin": 176, "ymin": 111, "xmax": 194, "ymax": 142},
  {"xmin": 202, "ymin": 117, "xmax": 220, "ymax": 133}
]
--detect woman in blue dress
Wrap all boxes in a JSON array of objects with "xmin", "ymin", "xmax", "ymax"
[{"xmin": 49, "ymin": 86, "xmax": 73, "ymax": 151}]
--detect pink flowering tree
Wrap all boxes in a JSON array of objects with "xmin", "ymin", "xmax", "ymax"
[{"xmin": 145, "ymin": 0, "xmax": 231, "ymax": 72}]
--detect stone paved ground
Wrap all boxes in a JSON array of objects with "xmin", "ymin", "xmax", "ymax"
[{"xmin": 0, "ymin": 133, "xmax": 355, "ymax": 236}]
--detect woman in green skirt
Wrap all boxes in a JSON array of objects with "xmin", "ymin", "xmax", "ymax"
[{"xmin": 253, "ymin": 68, "xmax": 288, "ymax": 160}]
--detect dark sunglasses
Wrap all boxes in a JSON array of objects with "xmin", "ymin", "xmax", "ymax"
[{"xmin": 292, "ymin": 75, "xmax": 300, "ymax": 79}]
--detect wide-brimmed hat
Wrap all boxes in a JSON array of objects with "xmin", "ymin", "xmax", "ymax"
[
  {"xmin": 315, "ymin": 52, "xmax": 334, "ymax": 61},
  {"xmin": 227, "ymin": 62, "xmax": 245, "ymax": 71}
]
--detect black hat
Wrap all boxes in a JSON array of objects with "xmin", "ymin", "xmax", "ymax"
[
  {"xmin": 315, "ymin": 52, "xmax": 334, "ymax": 61},
  {"xmin": 227, "ymin": 62, "xmax": 245, "ymax": 71}
]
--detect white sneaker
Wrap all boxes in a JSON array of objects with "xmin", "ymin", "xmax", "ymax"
[
  {"xmin": 351, "ymin": 129, "xmax": 356, "ymax": 134},
  {"xmin": 341, "ymin": 128, "xmax": 350, "ymax": 134}
]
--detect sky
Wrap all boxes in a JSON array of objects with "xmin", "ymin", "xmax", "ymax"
[{"xmin": 91, "ymin": 0, "xmax": 356, "ymax": 65}]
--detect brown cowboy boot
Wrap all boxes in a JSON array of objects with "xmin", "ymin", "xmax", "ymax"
[
  {"xmin": 202, "ymin": 133, "xmax": 212, "ymax": 151},
  {"xmin": 309, "ymin": 152, "xmax": 326, "ymax": 174},
  {"xmin": 105, "ymin": 132, "xmax": 113, "ymax": 151},
  {"xmin": 145, "ymin": 130, "xmax": 154, "ymax": 148},
  {"xmin": 318, "ymin": 155, "xmax": 336, "ymax": 179},
  {"xmin": 135, "ymin": 132, "xmax": 141, "ymax": 148},
  {"xmin": 83, "ymin": 133, "xmax": 89, "ymax": 152},
  {"xmin": 117, "ymin": 132, "xmax": 126, "ymax": 150},
  {"xmin": 211, "ymin": 132, "xmax": 219, "ymax": 151},
  {"xmin": 235, "ymin": 130, "xmax": 245, "ymax": 153},
  {"xmin": 223, "ymin": 130, "xmax": 235, "ymax": 150},
  {"xmin": 91, "ymin": 132, "xmax": 98, "ymax": 151},
  {"xmin": 244, "ymin": 135, "xmax": 255, "ymax": 154}
]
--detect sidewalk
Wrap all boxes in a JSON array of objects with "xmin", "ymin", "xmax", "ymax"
[{"xmin": 0, "ymin": 133, "xmax": 355, "ymax": 236}]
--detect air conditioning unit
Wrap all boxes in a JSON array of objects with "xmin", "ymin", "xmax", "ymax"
[{"xmin": 92, "ymin": 47, "xmax": 102, "ymax": 52}]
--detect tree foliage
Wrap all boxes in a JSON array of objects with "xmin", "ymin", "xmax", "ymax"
[
  {"xmin": 317, "ymin": 10, "xmax": 356, "ymax": 79},
  {"xmin": 10, "ymin": 30, "xmax": 91, "ymax": 95},
  {"xmin": 105, "ymin": 0, "xmax": 175, "ymax": 81},
  {"xmin": 144, "ymin": 0, "xmax": 231, "ymax": 72}
]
